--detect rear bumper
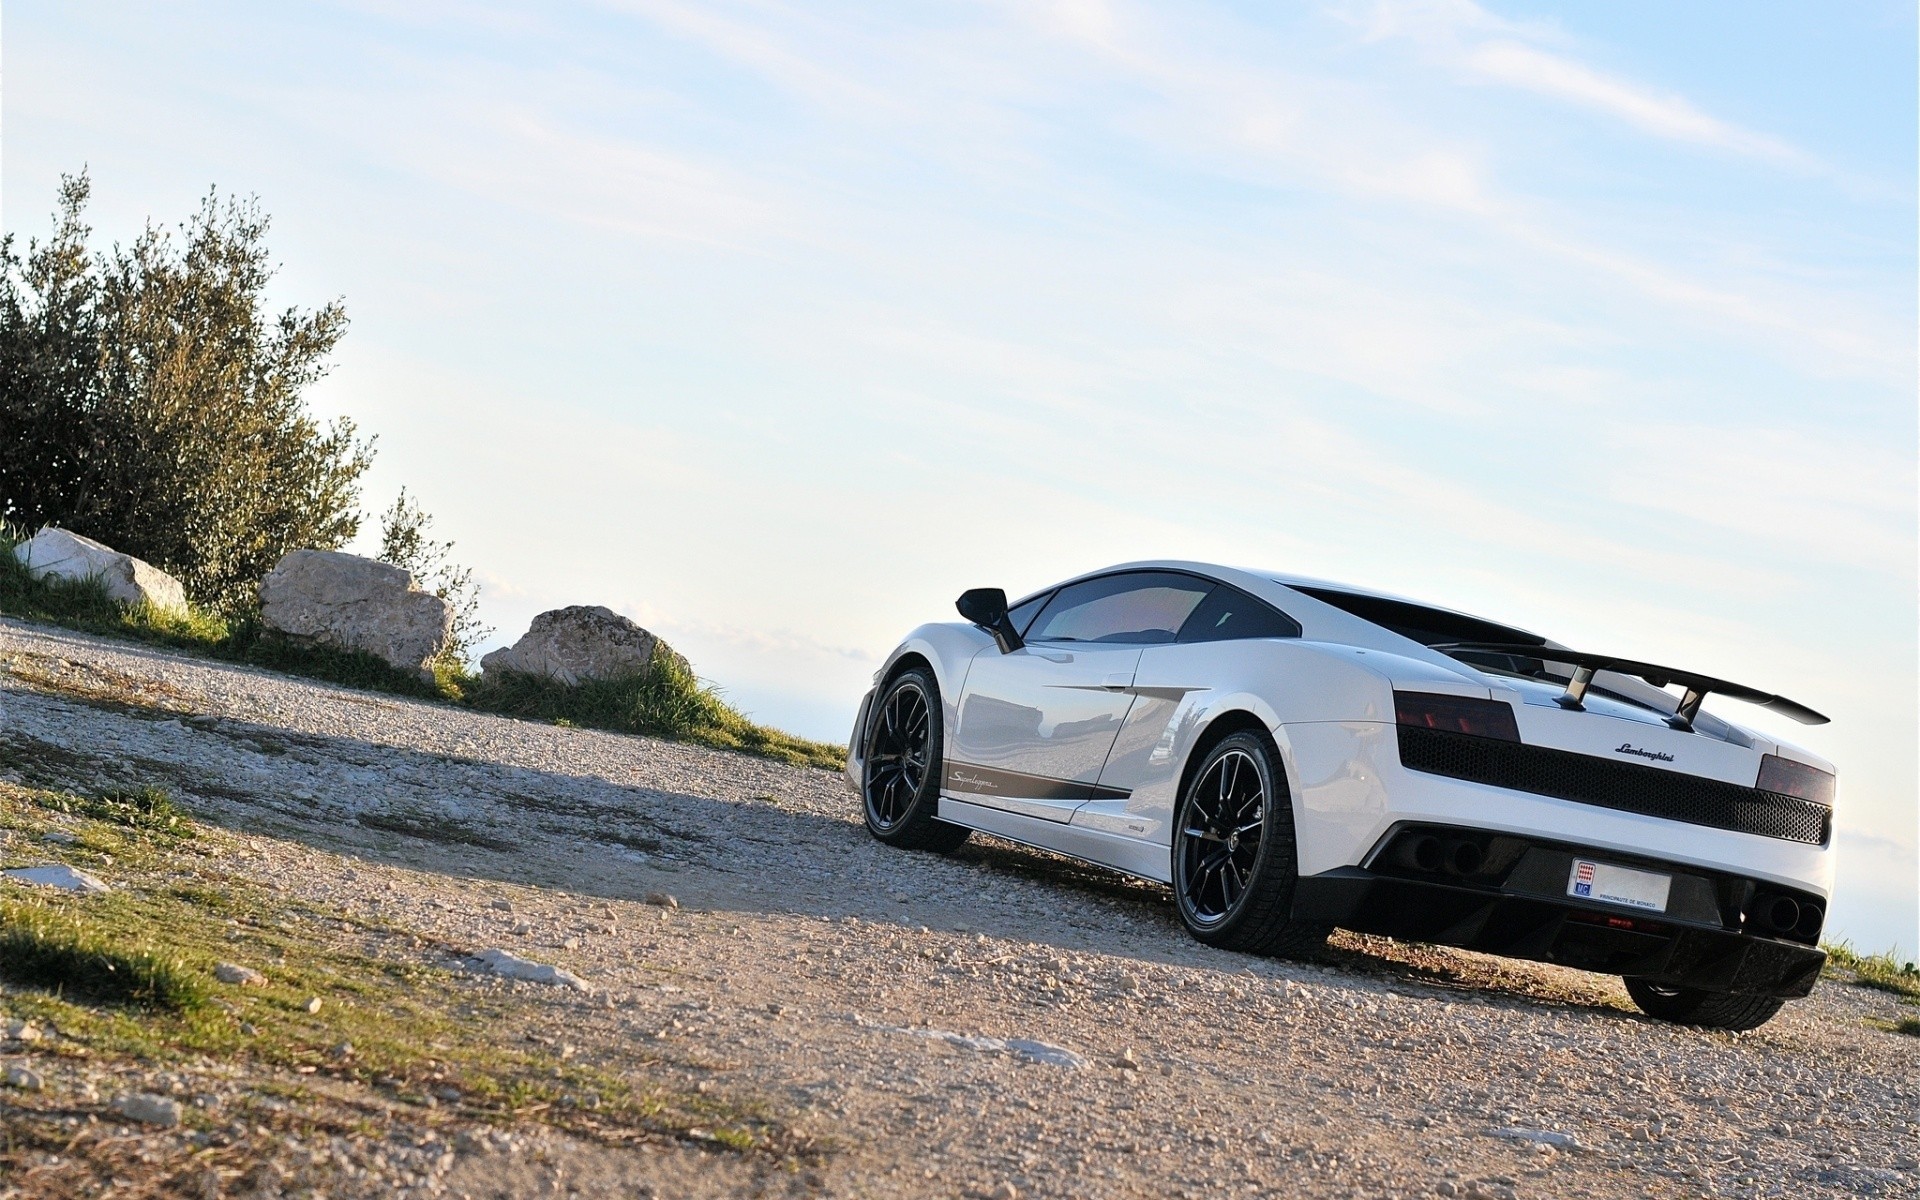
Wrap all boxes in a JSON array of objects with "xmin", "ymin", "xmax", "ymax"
[{"xmin": 1293, "ymin": 853, "xmax": 1826, "ymax": 998}]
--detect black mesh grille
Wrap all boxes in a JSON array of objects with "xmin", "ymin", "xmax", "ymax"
[{"xmin": 1397, "ymin": 727, "xmax": 1831, "ymax": 846}]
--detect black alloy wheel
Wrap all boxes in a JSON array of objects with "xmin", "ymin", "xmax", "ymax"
[
  {"xmin": 1171, "ymin": 730, "xmax": 1328, "ymax": 957},
  {"xmin": 861, "ymin": 668, "xmax": 970, "ymax": 852}
]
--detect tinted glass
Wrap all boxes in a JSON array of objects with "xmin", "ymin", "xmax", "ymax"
[
  {"xmin": 1007, "ymin": 591, "xmax": 1051, "ymax": 636},
  {"xmin": 1028, "ymin": 573, "xmax": 1214, "ymax": 645},
  {"xmin": 1177, "ymin": 586, "xmax": 1300, "ymax": 643}
]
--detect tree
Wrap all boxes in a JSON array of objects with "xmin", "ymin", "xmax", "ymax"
[
  {"xmin": 0, "ymin": 171, "xmax": 373, "ymax": 611},
  {"xmin": 377, "ymin": 488, "xmax": 490, "ymax": 664}
]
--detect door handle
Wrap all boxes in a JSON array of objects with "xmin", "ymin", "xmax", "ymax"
[{"xmin": 1101, "ymin": 673, "xmax": 1133, "ymax": 691}]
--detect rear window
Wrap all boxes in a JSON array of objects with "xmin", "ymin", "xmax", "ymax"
[{"xmin": 1290, "ymin": 586, "xmax": 1542, "ymax": 649}]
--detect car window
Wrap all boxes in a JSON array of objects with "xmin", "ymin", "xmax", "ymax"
[
  {"xmin": 1177, "ymin": 585, "xmax": 1301, "ymax": 643},
  {"xmin": 1027, "ymin": 573, "xmax": 1214, "ymax": 645},
  {"xmin": 1007, "ymin": 591, "xmax": 1052, "ymax": 637}
]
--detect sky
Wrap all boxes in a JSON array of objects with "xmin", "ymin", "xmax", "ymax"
[{"xmin": 4, "ymin": 0, "xmax": 1915, "ymax": 956}]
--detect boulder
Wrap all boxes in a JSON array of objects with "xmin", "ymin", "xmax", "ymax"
[
  {"xmin": 258, "ymin": 550, "xmax": 451, "ymax": 678},
  {"xmin": 11, "ymin": 527, "xmax": 187, "ymax": 613},
  {"xmin": 481, "ymin": 605, "xmax": 683, "ymax": 686}
]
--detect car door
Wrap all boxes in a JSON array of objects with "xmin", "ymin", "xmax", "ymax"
[
  {"xmin": 947, "ymin": 571, "xmax": 1215, "ymax": 823},
  {"xmin": 1073, "ymin": 583, "xmax": 1303, "ymax": 842}
]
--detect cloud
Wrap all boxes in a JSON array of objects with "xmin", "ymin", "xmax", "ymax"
[
  {"xmin": 1354, "ymin": 0, "xmax": 1817, "ymax": 167},
  {"xmin": 1463, "ymin": 39, "xmax": 1812, "ymax": 167}
]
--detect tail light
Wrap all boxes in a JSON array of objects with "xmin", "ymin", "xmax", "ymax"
[
  {"xmin": 1757, "ymin": 754, "xmax": 1836, "ymax": 806},
  {"xmin": 1394, "ymin": 692, "xmax": 1520, "ymax": 742}
]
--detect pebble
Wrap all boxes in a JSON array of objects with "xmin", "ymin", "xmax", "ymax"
[
  {"xmin": 644, "ymin": 892, "xmax": 678, "ymax": 909},
  {"xmin": 215, "ymin": 961, "xmax": 267, "ymax": 986},
  {"xmin": 114, "ymin": 1093, "xmax": 183, "ymax": 1127},
  {"xmin": 304, "ymin": 997, "xmax": 323, "ymax": 1014},
  {"xmin": 3, "ymin": 1065, "xmax": 45, "ymax": 1090}
]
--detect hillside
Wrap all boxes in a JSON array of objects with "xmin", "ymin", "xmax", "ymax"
[{"xmin": 0, "ymin": 617, "xmax": 1913, "ymax": 1199}]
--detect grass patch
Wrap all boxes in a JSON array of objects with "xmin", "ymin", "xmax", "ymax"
[
  {"xmin": 1822, "ymin": 942, "xmax": 1920, "ymax": 999},
  {"xmin": 28, "ymin": 783, "xmax": 193, "ymax": 840},
  {"xmin": 0, "ymin": 901, "xmax": 208, "ymax": 1011},
  {"xmin": 0, "ymin": 526, "xmax": 841, "ymax": 770},
  {"xmin": 465, "ymin": 657, "xmax": 842, "ymax": 769},
  {"xmin": 0, "ymin": 780, "xmax": 799, "ymax": 1155}
]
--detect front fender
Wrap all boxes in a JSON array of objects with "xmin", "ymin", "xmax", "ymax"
[{"xmin": 846, "ymin": 623, "xmax": 995, "ymax": 791}]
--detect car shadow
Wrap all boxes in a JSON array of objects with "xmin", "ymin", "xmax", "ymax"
[{"xmin": 0, "ymin": 668, "xmax": 1630, "ymax": 1023}]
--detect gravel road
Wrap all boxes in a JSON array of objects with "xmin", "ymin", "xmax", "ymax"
[{"xmin": 1, "ymin": 618, "xmax": 1914, "ymax": 1200}]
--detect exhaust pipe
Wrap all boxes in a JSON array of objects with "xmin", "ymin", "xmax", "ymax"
[
  {"xmin": 1444, "ymin": 839, "xmax": 1485, "ymax": 877},
  {"xmin": 1794, "ymin": 901, "xmax": 1825, "ymax": 941},
  {"xmin": 1753, "ymin": 894, "xmax": 1802, "ymax": 936},
  {"xmin": 1394, "ymin": 835, "xmax": 1444, "ymax": 873}
]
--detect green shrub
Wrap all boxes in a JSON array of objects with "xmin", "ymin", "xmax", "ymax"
[{"xmin": 0, "ymin": 172, "xmax": 371, "ymax": 612}]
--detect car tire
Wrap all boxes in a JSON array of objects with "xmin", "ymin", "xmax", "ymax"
[
  {"xmin": 1622, "ymin": 978, "xmax": 1785, "ymax": 1031},
  {"xmin": 861, "ymin": 668, "xmax": 970, "ymax": 853},
  {"xmin": 1171, "ymin": 729, "xmax": 1329, "ymax": 958}
]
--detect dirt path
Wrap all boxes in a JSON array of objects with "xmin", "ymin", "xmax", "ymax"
[{"xmin": 1, "ymin": 618, "xmax": 1914, "ymax": 1200}]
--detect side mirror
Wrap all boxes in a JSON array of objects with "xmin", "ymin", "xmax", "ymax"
[{"xmin": 956, "ymin": 587, "xmax": 1024, "ymax": 654}]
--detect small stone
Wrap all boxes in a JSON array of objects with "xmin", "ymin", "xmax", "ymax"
[
  {"xmin": 3, "ymin": 864, "xmax": 110, "ymax": 893},
  {"xmin": 303, "ymin": 997, "xmax": 323, "ymax": 1014},
  {"xmin": 766, "ymin": 1003, "xmax": 786, "ymax": 1015},
  {"xmin": 513, "ymin": 921, "xmax": 533, "ymax": 935},
  {"xmin": 4, "ymin": 1020, "xmax": 42, "ymax": 1043},
  {"xmin": 644, "ymin": 892, "xmax": 678, "ymax": 909},
  {"xmin": 989, "ymin": 1184, "xmax": 1020, "ymax": 1200},
  {"xmin": 215, "ymin": 962, "xmax": 266, "ymax": 987},
  {"xmin": 434, "ymin": 1085, "xmax": 462, "ymax": 1102},
  {"xmin": 240, "ymin": 1023, "xmax": 259, "ymax": 1036},
  {"xmin": 490, "ymin": 897, "xmax": 513, "ymax": 912},
  {"xmin": 1115, "ymin": 1047, "xmax": 1139, "ymax": 1070},
  {"xmin": 4, "ymin": 1065, "xmax": 45, "ymax": 1090},
  {"xmin": 329, "ymin": 1041, "xmax": 354, "ymax": 1059},
  {"xmin": 470, "ymin": 948, "xmax": 589, "ymax": 990},
  {"xmin": 563, "ymin": 937, "xmax": 581, "ymax": 950},
  {"xmin": 114, "ymin": 1093, "xmax": 183, "ymax": 1127},
  {"xmin": 42, "ymin": 830, "xmax": 80, "ymax": 845}
]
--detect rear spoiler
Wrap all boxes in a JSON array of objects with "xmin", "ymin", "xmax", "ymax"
[{"xmin": 1432, "ymin": 642, "xmax": 1830, "ymax": 729}]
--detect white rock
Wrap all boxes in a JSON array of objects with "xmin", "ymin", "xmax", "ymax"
[
  {"xmin": 214, "ymin": 962, "xmax": 266, "ymax": 987},
  {"xmin": 257, "ymin": 550, "xmax": 451, "ymax": 678},
  {"xmin": 3, "ymin": 1065, "xmax": 45, "ymax": 1090},
  {"xmin": 1482, "ymin": 1126, "xmax": 1582, "ymax": 1150},
  {"xmin": 113, "ymin": 1093, "xmax": 182, "ymax": 1126},
  {"xmin": 3, "ymin": 864, "xmax": 110, "ymax": 893},
  {"xmin": 470, "ymin": 948, "xmax": 589, "ymax": 991},
  {"xmin": 480, "ymin": 605, "xmax": 685, "ymax": 686},
  {"xmin": 12, "ymin": 527, "xmax": 187, "ymax": 613},
  {"xmin": 3, "ymin": 1020, "xmax": 42, "ymax": 1043}
]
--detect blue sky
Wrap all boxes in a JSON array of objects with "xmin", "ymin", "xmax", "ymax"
[{"xmin": 5, "ymin": 0, "xmax": 1915, "ymax": 955}]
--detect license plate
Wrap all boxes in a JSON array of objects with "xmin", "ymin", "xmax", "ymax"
[{"xmin": 1567, "ymin": 858, "xmax": 1672, "ymax": 913}]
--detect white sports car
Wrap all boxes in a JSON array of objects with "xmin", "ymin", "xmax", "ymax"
[{"xmin": 847, "ymin": 561, "xmax": 1836, "ymax": 1031}]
